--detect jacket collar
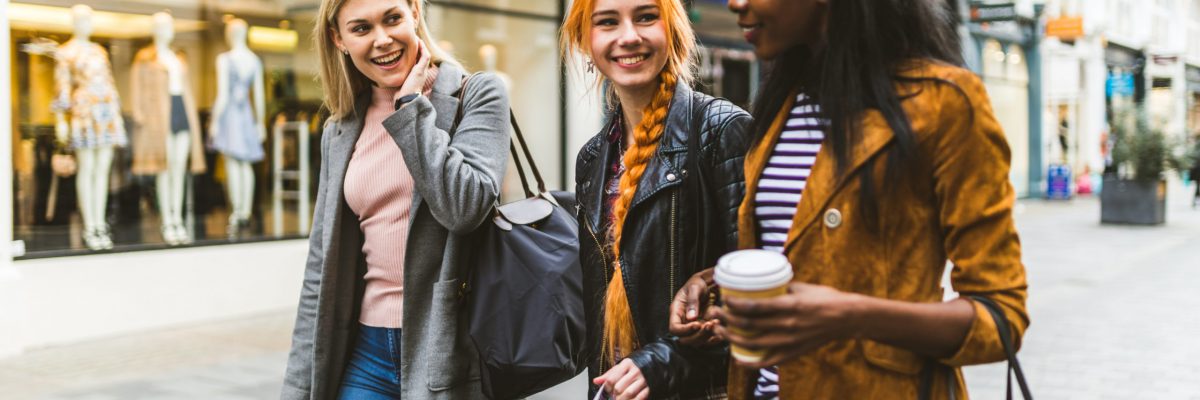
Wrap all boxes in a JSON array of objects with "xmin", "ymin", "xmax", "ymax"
[
  {"xmin": 738, "ymin": 90, "xmax": 896, "ymax": 251},
  {"xmin": 579, "ymin": 81, "xmax": 697, "ymax": 234}
]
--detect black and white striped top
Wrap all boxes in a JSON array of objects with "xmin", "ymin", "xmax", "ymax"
[{"xmin": 753, "ymin": 93, "xmax": 825, "ymax": 399}]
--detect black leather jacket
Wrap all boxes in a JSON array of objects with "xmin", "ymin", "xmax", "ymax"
[{"xmin": 575, "ymin": 83, "xmax": 752, "ymax": 399}]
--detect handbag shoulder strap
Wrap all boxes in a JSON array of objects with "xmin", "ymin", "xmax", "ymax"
[
  {"xmin": 969, "ymin": 295, "xmax": 1033, "ymax": 400},
  {"xmin": 921, "ymin": 296, "xmax": 1032, "ymax": 400},
  {"xmin": 451, "ymin": 72, "xmax": 547, "ymax": 199}
]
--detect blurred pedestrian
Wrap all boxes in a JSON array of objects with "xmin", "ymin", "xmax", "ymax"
[
  {"xmin": 281, "ymin": 0, "xmax": 510, "ymax": 398},
  {"xmin": 561, "ymin": 0, "xmax": 754, "ymax": 398},
  {"xmin": 1190, "ymin": 141, "xmax": 1200, "ymax": 208},
  {"xmin": 670, "ymin": 0, "xmax": 1030, "ymax": 398}
]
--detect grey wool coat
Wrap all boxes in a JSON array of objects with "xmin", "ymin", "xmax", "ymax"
[{"xmin": 281, "ymin": 63, "xmax": 509, "ymax": 400}]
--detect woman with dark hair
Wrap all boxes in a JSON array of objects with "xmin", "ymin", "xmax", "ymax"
[{"xmin": 669, "ymin": 0, "xmax": 1029, "ymax": 398}]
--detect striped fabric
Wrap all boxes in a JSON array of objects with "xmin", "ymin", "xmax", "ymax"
[
  {"xmin": 753, "ymin": 93, "xmax": 825, "ymax": 400},
  {"xmin": 344, "ymin": 86, "xmax": 417, "ymax": 329}
]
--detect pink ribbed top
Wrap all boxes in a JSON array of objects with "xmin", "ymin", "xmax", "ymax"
[{"xmin": 345, "ymin": 85, "xmax": 415, "ymax": 328}]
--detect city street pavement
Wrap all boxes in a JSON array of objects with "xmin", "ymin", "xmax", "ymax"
[{"xmin": 2, "ymin": 181, "xmax": 1199, "ymax": 399}]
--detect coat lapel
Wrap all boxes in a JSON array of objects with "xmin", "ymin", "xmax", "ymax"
[
  {"xmin": 629, "ymin": 83, "xmax": 692, "ymax": 209},
  {"xmin": 783, "ymin": 109, "xmax": 895, "ymax": 252}
]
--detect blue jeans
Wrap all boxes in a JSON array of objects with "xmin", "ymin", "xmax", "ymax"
[{"xmin": 337, "ymin": 325, "xmax": 402, "ymax": 400}]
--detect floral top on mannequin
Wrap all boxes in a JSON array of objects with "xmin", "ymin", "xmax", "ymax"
[{"xmin": 52, "ymin": 4, "xmax": 128, "ymax": 149}]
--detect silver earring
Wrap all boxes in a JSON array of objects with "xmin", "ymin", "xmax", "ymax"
[
  {"xmin": 586, "ymin": 60, "xmax": 594, "ymax": 73},
  {"xmin": 342, "ymin": 49, "xmax": 349, "ymax": 56}
]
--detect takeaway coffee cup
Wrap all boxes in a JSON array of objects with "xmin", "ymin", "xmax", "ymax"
[{"xmin": 714, "ymin": 249, "xmax": 794, "ymax": 363}]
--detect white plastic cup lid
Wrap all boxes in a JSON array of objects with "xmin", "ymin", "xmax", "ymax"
[{"xmin": 714, "ymin": 249, "xmax": 794, "ymax": 291}]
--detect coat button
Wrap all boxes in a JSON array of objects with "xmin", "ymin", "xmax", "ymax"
[
  {"xmin": 824, "ymin": 208, "xmax": 843, "ymax": 229},
  {"xmin": 666, "ymin": 173, "xmax": 677, "ymax": 182}
]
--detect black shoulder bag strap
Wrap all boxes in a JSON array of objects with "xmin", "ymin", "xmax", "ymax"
[
  {"xmin": 452, "ymin": 73, "xmax": 544, "ymax": 198},
  {"xmin": 971, "ymin": 296, "xmax": 1033, "ymax": 400},
  {"xmin": 921, "ymin": 296, "xmax": 1033, "ymax": 400}
]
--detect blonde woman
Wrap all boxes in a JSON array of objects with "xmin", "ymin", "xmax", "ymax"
[
  {"xmin": 562, "ymin": 0, "xmax": 752, "ymax": 398},
  {"xmin": 281, "ymin": 0, "xmax": 510, "ymax": 398}
]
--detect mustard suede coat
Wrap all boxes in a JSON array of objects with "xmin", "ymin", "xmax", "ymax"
[{"xmin": 728, "ymin": 62, "xmax": 1029, "ymax": 399}]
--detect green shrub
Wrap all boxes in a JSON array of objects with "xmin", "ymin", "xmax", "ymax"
[{"xmin": 1109, "ymin": 107, "xmax": 1188, "ymax": 181}]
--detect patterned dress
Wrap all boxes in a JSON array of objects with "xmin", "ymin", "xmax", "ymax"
[{"xmin": 52, "ymin": 39, "xmax": 128, "ymax": 149}]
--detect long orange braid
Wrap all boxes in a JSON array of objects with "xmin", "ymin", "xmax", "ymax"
[{"xmin": 603, "ymin": 70, "xmax": 678, "ymax": 364}]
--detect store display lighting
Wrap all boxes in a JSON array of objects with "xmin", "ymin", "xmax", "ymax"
[
  {"xmin": 248, "ymin": 26, "xmax": 298, "ymax": 52},
  {"xmin": 7, "ymin": 3, "xmax": 205, "ymax": 39}
]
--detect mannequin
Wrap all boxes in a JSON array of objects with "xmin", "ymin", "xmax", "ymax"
[
  {"xmin": 210, "ymin": 19, "xmax": 266, "ymax": 236},
  {"xmin": 478, "ymin": 44, "xmax": 512, "ymax": 92},
  {"xmin": 131, "ymin": 12, "xmax": 207, "ymax": 245},
  {"xmin": 52, "ymin": 5, "xmax": 129, "ymax": 250}
]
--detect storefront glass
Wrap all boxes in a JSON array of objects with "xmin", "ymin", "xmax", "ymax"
[
  {"xmin": 7, "ymin": 0, "xmax": 562, "ymax": 258},
  {"xmin": 981, "ymin": 39, "xmax": 1031, "ymax": 197}
]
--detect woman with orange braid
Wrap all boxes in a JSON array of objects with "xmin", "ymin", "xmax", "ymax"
[{"xmin": 563, "ymin": 0, "xmax": 752, "ymax": 399}]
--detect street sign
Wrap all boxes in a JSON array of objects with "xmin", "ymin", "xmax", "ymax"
[
  {"xmin": 1046, "ymin": 16, "xmax": 1084, "ymax": 39},
  {"xmin": 970, "ymin": 3, "xmax": 1019, "ymax": 23},
  {"xmin": 1106, "ymin": 72, "xmax": 1136, "ymax": 98}
]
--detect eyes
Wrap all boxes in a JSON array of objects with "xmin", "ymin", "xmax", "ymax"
[
  {"xmin": 348, "ymin": 13, "xmax": 404, "ymax": 34},
  {"xmin": 593, "ymin": 12, "xmax": 660, "ymax": 28}
]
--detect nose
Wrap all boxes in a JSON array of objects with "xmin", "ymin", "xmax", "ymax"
[
  {"xmin": 728, "ymin": 0, "xmax": 747, "ymax": 13},
  {"xmin": 372, "ymin": 26, "xmax": 394, "ymax": 49},
  {"xmin": 615, "ymin": 20, "xmax": 643, "ymax": 48}
]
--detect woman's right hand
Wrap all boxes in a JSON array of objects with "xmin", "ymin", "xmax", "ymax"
[{"xmin": 669, "ymin": 268, "xmax": 723, "ymax": 346}]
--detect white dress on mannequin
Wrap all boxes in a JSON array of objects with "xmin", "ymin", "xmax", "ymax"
[{"xmin": 211, "ymin": 19, "xmax": 266, "ymax": 236}]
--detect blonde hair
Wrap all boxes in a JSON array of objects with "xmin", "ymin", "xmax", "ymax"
[
  {"xmin": 560, "ymin": 0, "xmax": 697, "ymax": 365},
  {"xmin": 315, "ymin": 0, "xmax": 457, "ymax": 118}
]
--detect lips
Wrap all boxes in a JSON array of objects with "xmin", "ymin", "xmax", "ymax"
[
  {"xmin": 614, "ymin": 54, "xmax": 648, "ymax": 66},
  {"xmin": 739, "ymin": 22, "xmax": 763, "ymax": 43},
  {"xmin": 370, "ymin": 50, "xmax": 403, "ymax": 66}
]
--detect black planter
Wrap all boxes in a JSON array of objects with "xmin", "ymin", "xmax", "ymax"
[{"xmin": 1100, "ymin": 176, "xmax": 1166, "ymax": 225}]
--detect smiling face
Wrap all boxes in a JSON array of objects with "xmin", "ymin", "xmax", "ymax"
[
  {"xmin": 588, "ymin": 0, "xmax": 670, "ymax": 94},
  {"xmin": 729, "ymin": 0, "xmax": 828, "ymax": 60},
  {"xmin": 332, "ymin": 0, "xmax": 421, "ymax": 88}
]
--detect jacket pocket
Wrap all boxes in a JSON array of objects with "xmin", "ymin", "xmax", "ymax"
[
  {"xmin": 427, "ymin": 278, "xmax": 472, "ymax": 391},
  {"xmin": 861, "ymin": 340, "xmax": 924, "ymax": 375}
]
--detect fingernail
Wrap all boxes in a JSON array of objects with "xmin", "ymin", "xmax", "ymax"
[{"xmin": 687, "ymin": 309, "xmax": 697, "ymax": 319}]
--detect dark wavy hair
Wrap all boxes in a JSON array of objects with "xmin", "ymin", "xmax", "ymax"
[{"xmin": 751, "ymin": 0, "xmax": 964, "ymax": 227}]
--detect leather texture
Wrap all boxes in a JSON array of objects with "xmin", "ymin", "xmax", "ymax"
[
  {"xmin": 727, "ymin": 61, "xmax": 1030, "ymax": 400},
  {"xmin": 575, "ymin": 83, "xmax": 752, "ymax": 399}
]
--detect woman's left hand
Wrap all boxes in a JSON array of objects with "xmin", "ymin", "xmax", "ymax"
[
  {"xmin": 712, "ymin": 282, "xmax": 863, "ymax": 369},
  {"xmin": 395, "ymin": 41, "xmax": 431, "ymax": 102},
  {"xmin": 593, "ymin": 359, "xmax": 649, "ymax": 400}
]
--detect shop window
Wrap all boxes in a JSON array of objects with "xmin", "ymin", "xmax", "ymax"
[
  {"xmin": 424, "ymin": 3, "xmax": 564, "ymax": 202},
  {"xmin": 433, "ymin": 0, "xmax": 559, "ymax": 17},
  {"xmin": 8, "ymin": 0, "xmax": 565, "ymax": 257}
]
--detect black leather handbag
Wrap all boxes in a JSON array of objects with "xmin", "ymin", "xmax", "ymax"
[{"xmin": 453, "ymin": 74, "xmax": 586, "ymax": 399}]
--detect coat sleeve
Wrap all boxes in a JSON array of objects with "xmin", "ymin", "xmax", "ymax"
[
  {"xmin": 280, "ymin": 122, "xmax": 333, "ymax": 400},
  {"xmin": 931, "ymin": 71, "xmax": 1030, "ymax": 367},
  {"xmin": 383, "ymin": 73, "xmax": 510, "ymax": 234}
]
